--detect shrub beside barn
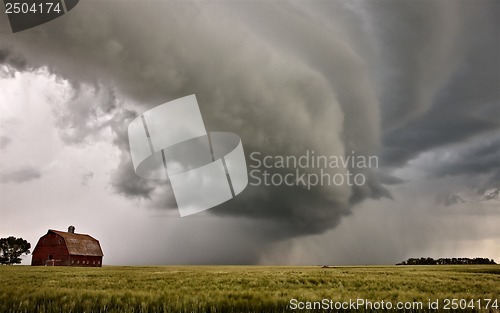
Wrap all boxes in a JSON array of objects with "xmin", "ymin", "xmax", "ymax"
[{"xmin": 31, "ymin": 226, "xmax": 103, "ymax": 267}]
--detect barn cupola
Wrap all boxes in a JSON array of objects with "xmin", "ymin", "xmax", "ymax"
[{"xmin": 68, "ymin": 225, "xmax": 75, "ymax": 234}]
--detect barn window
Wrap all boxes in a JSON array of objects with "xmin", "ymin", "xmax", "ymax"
[
  {"xmin": 59, "ymin": 239, "xmax": 62, "ymax": 243},
  {"xmin": 77, "ymin": 260, "xmax": 79, "ymax": 264},
  {"xmin": 71, "ymin": 260, "xmax": 74, "ymax": 264},
  {"xmin": 93, "ymin": 261, "xmax": 95, "ymax": 265},
  {"xmin": 87, "ymin": 261, "xmax": 89, "ymax": 264},
  {"xmin": 97, "ymin": 261, "xmax": 100, "ymax": 265}
]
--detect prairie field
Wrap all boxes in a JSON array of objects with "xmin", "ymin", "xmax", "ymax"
[{"xmin": 0, "ymin": 265, "xmax": 498, "ymax": 313}]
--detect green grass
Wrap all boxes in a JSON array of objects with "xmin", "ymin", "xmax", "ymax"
[{"xmin": 0, "ymin": 265, "xmax": 498, "ymax": 312}]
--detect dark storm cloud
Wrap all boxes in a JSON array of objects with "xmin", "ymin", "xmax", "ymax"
[
  {"xmin": 478, "ymin": 171, "xmax": 500, "ymax": 195},
  {"xmin": 0, "ymin": 48, "xmax": 27, "ymax": 72},
  {"xmin": 0, "ymin": 1, "xmax": 356, "ymax": 230},
  {"xmin": 376, "ymin": 1, "xmax": 499, "ymax": 167},
  {"xmin": 110, "ymin": 154, "xmax": 157, "ymax": 199},
  {"xmin": 0, "ymin": 166, "xmax": 42, "ymax": 183},
  {"xmin": 381, "ymin": 85, "xmax": 499, "ymax": 168},
  {"xmin": 436, "ymin": 193, "xmax": 465, "ymax": 207},
  {"xmin": 377, "ymin": 171, "xmax": 406, "ymax": 185},
  {"xmin": 52, "ymin": 85, "xmax": 119, "ymax": 145},
  {"xmin": 0, "ymin": 0, "xmax": 498, "ymax": 262},
  {"xmin": 431, "ymin": 138, "xmax": 500, "ymax": 178},
  {"xmin": 424, "ymin": 136, "xmax": 500, "ymax": 195},
  {"xmin": 366, "ymin": 0, "xmax": 467, "ymax": 130},
  {"xmin": 482, "ymin": 188, "xmax": 499, "ymax": 201},
  {"xmin": 218, "ymin": 1, "xmax": 390, "ymax": 208}
]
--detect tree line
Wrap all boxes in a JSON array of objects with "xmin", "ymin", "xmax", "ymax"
[
  {"xmin": 397, "ymin": 257, "xmax": 496, "ymax": 265},
  {"xmin": 0, "ymin": 237, "xmax": 31, "ymax": 265}
]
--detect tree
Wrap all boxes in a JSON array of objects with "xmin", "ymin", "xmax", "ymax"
[{"xmin": 0, "ymin": 236, "xmax": 31, "ymax": 265}]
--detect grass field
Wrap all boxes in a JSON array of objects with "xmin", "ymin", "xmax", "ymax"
[{"xmin": 0, "ymin": 265, "xmax": 498, "ymax": 312}]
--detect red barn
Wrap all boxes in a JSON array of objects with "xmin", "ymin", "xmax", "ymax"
[{"xmin": 31, "ymin": 226, "xmax": 103, "ymax": 267}]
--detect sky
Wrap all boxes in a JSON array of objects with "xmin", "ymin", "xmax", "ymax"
[{"xmin": 0, "ymin": 0, "xmax": 498, "ymax": 265}]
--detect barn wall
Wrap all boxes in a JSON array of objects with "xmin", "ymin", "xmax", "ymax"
[
  {"xmin": 69, "ymin": 255, "xmax": 103, "ymax": 267},
  {"xmin": 31, "ymin": 233, "xmax": 70, "ymax": 266}
]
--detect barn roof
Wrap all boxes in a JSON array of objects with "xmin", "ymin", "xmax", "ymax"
[{"xmin": 49, "ymin": 230, "xmax": 103, "ymax": 257}]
